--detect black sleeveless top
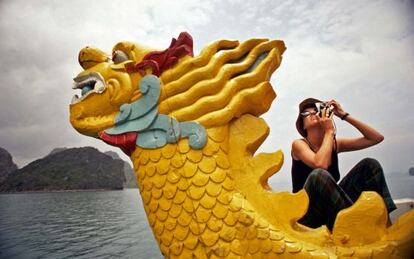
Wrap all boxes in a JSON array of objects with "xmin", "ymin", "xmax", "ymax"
[{"xmin": 291, "ymin": 139, "xmax": 340, "ymax": 193}]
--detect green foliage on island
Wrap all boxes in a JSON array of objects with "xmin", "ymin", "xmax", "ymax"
[
  {"xmin": 104, "ymin": 151, "xmax": 137, "ymax": 188},
  {"xmin": 0, "ymin": 147, "xmax": 126, "ymax": 192}
]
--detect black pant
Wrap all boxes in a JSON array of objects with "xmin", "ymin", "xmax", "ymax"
[{"xmin": 299, "ymin": 158, "xmax": 396, "ymax": 230}]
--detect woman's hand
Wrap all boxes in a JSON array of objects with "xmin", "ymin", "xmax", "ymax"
[
  {"xmin": 318, "ymin": 107, "xmax": 335, "ymax": 134},
  {"xmin": 325, "ymin": 99, "xmax": 385, "ymax": 153},
  {"xmin": 328, "ymin": 99, "xmax": 347, "ymax": 118}
]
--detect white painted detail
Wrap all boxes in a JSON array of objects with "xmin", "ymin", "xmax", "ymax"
[{"xmin": 71, "ymin": 72, "xmax": 107, "ymax": 104}]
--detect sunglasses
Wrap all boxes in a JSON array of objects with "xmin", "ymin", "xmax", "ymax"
[{"xmin": 301, "ymin": 110, "xmax": 318, "ymax": 117}]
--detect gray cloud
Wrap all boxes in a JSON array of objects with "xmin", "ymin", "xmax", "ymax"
[{"xmin": 0, "ymin": 0, "xmax": 413, "ymax": 191}]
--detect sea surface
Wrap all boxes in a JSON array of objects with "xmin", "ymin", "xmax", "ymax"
[
  {"xmin": 0, "ymin": 189, "xmax": 162, "ymax": 259},
  {"xmin": 0, "ymin": 175, "xmax": 413, "ymax": 259}
]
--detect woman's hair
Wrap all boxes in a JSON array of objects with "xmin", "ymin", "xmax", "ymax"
[{"xmin": 295, "ymin": 98, "xmax": 322, "ymax": 137}]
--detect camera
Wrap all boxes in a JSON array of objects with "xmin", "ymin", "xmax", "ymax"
[{"xmin": 315, "ymin": 102, "xmax": 334, "ymax": 117}]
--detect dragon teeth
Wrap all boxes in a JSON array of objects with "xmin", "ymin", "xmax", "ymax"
[
  {"xmin": 71, "ymin": 72, "xmax": 107, "ymax": 104},
  {"xmin": 71, "ymin": 94, "xmax": 79, "ymax": 104},
  {"xmin": 94, "ymin": 80, "xmax": 105, "ymax": 93}
]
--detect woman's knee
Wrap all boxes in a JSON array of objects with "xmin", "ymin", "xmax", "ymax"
[
  {"xmin": 306, "ymin": 168, "xmax": 335, "ymax": 186},
  {"xmin": 359, "ymin": 157, "xmax": 383, "ymax": 172},
  {"xmin": 352, "ymin": 158, "xmax": 385, "ymax": 181},
  {"xmin": 360, "ymin": 157, "xmax": 380, "ymax": 166}
]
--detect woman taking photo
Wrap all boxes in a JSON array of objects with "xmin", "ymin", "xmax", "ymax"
[{"xmin": 291, "ymin": 98, "xmax": 396, "ymax": 230}]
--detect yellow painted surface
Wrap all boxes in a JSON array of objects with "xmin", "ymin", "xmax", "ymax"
[{"xmin": 70, "ymin": 35, "xmax": 414, "ymax": 258}]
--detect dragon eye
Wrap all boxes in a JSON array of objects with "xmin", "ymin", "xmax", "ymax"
[{"xmin": 112, "ymin": 50, "xmax": 129, "ymax": 64}]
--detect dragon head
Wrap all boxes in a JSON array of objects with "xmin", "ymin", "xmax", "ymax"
[
  {"xmin": 70, "ymin": 32, "xmax": 286, "ymax": 156},
  {"xmin": 69, "ymin": 41, "xmax": 155, "ymax": 137}
]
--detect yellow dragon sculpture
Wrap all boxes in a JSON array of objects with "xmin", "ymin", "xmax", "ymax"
[{"xmin": 70, "ymin": 32, "xmax": 414, "ymax": 258}]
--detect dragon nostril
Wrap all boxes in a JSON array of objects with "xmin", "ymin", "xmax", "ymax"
[{"xmin": 78, "ymin": 47, "xmax": 109, "ymax": 69}]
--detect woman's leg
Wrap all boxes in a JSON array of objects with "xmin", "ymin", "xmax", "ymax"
[
  {"xmin": 339, "ymin": 158, "xmax": 397, "ymax": 213},
  {"xmin": 299, "ymin": 168, "xmax": 353, "ymax": 230}
]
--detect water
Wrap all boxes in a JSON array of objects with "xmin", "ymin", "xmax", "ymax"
[
  {"xmin": 386, "ymin": 174, "xmax": 414, "ymax": 199},
  {"xmin": 0, "ymin": 189, "xmax": 162, "ymax": 259},
  {"xmin": 0, "ymin": 175, "xmax": 412, "ymax": 259}
]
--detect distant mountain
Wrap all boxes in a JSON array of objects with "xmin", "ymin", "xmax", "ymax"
[
  {"xmin": 104, "ymin": 151, "xmax": 137, "ymax": 188},
  {"xmin": 0, "ymin": 147, "xmax": 125, "ymax": 192},
  {"xmin": 45, "ymin": 149, "xmax": 135, "ymax": 187},
  {"xmin": 0, "ymin": 147, "xmax": 18, "ymax": 184}
]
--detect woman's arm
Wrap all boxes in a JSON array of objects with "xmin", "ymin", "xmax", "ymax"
[
  {"xmin": 292, "ymin": 129, "xmax": 335, "ymax": 169},
  {"xmin": 292, "ymin": 109, "xmax": 336, "ymax": 169},
  {"xmin": 328, "ymin": 99, "xmax": 384, "ymax": 153}
]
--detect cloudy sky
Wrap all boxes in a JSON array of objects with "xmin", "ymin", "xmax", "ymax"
[{"xmin": 0, "ymin": 0, "xmax": 413, "ymax": 190}]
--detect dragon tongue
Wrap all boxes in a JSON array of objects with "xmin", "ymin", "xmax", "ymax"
[{"xmin": 98, "ymin": 131, "xmax": 138, "ymax": 156}]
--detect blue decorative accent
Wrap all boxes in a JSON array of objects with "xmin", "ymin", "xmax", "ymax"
[
  {"xmin": 105, "ymin": 108, "xmax": 158, "ymax": 135},
  {"xmin": 115, "ymin": 75, "xmax": 160, "ymax": 125},
  {"xmin": 104, "ymin": 75, "xmax": 207, "ymax": 150},
  {"xmin": 138, "ymin": 130, "xmax": 168, "ymax": 149},
  {"xmin": 179, "ymin": 122, "xmax": 207, "ymax": 149}
]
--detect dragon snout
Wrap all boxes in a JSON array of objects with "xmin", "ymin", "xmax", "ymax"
[{"xmin": 70, "ymin": 105, "xmax": 83, "ymax": 120}]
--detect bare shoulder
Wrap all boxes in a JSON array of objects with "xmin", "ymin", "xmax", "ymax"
[
  {"xmin": 292, "ymin": 139, "xmax": 306, "ymax": 148},
  {"xmin": 291, "ymin": 139, "xmax": 306, "ymax": 159}
]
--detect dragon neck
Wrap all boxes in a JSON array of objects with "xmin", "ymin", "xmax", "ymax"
[{"xmin": 129, "ymin": 126, "xmax": 236, "ymax": 254}]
